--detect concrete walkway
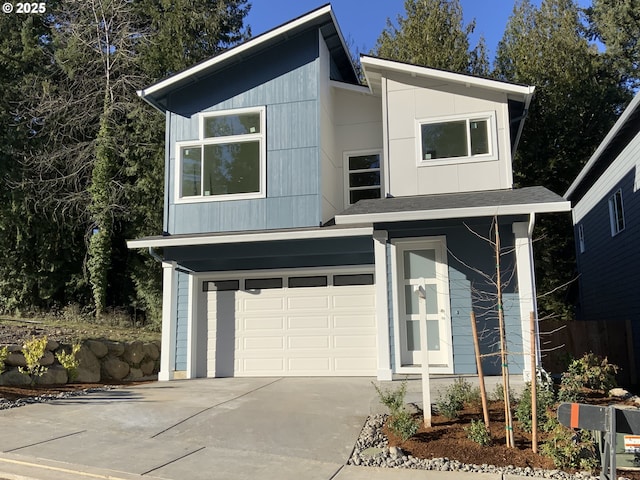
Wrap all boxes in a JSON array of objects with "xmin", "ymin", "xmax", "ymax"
[{"xmin": 0, "ymin": 376, "xmax": 532, "ymax": 480}]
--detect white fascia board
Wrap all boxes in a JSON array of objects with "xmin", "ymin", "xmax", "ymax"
[
  {"xmin": 329, "ymin": 80, "xmax": 373, "ymax": 95},
  {"xmin": 565, "ymin": 92, "xmax": 640, "ymax": 199},
  {"xmin": 334, "ymin": 201, "xmax": 571, "ymax": 225},
  {"xmin": 127, "ymin": 226, "xmax": 374, "ymax": 249},
  {"xmin": 138, "ymin": 5, "xmax": 334, "ymax": 101},
  {"xmin": 360, "ymin": 56, "xmax": 535, "ymax": 97}
]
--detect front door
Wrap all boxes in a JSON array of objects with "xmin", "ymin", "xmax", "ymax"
[{"xmin": 396, "ymin": 238, "xmax": 451, "ymax": 369}]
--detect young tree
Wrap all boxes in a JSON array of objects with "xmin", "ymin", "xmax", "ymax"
[
  {"xmin": 372, "ymin": 0, "xmax": 489, "ymax": 75},
  {"xmin": 494, "ymin": 0, "xmax": 630, "ymax": 318}
]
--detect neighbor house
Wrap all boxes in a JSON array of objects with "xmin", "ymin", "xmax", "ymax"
[
  {"xmin": 127, "ymin": 5, "xmax": 570, "ymax": 381},
  {"xmin": 565, "ymin": 92, "xmax": 640, "ymax": 373}
]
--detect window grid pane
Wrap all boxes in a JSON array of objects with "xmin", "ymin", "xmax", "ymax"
[
  {"xmin": 204, "ymin": 113, "xmax": 260, "ymax": 138},
  {"xmin": 470, "ymin": 119, "xmax": 489, "ymax": 155},
  {"xmin": 245, "ymin": 278, "xmax": 283, "ymax": 290},
  {"xmin": 181, "ymin": 146, "xmax": 202, "ymax": 197},
  {"xmin": 203, "ymin": 141, "xmax": 260, "ymax": 195},
  {"xmin": 421, "ymin": 120, "xmax": 467, "ymax": 160}
]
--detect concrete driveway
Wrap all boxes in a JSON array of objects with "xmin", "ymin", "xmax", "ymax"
[{"xmin": 0, "ymin": 377, "xmax": 376, "ymax": 480}]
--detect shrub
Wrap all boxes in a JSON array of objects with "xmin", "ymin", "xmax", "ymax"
[
  {"xmin": 465, "ymin": 419, "xmax": 492, "ymax": 446},
  {"xmin": 558, "ymin": 353, "xmax": 618, "ymax": 402},
  {"xmin": 0, "ymin": 345, "xmax": 8, "ymax": 373},
  {"xmin": 490, "ymin": 383, "xmax": 516, "ymax": 404},
  {"xmin": 373, "ymin": 379, "xmax": 420, "ymax": 442},
  {"xmin": 436, "ymin": 378, "xmax": 478, "ymax": 419},
  {"xmin": 18, "ymin": 336, "xmax": 48, "ymax": 383},
  {"xmin": 56, "ymin": 343, "xmax": 81, "ymax": 381},
  {"xmin": 515, "ymin": 380, "xmax": 557, "ymax": 433},
  {"xmin": 541, "ymin": 424, "xmax": 598, "ymax": 471}
]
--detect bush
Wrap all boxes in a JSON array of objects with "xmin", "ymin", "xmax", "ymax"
[
  {"xmin": 558, "ymin": 353, "xmax": 618, "ymax": 402},
  {"xmin": 373, "ymin": 379, "xmax": 420, "ymax": 442},
  {"xmin": 0, "ymin": 345, "xmax": 8, "ymax": 373},
  {"xmin": 541, "ymin": 424, "xmax": 598, "ymax": 471},
  {"xmin": 465, "ymin": 419, "xmax": 491, "ymax": 446},
  {"xmin": 490, "ymin": 383, "xmax": 516, "ymax": 404},
  {"xmin": 18, "ymin": 336, "xmax": 48, "ymax": 383},
  {"xmin": 515, "ymin": 380, "xmax": 557, "ymax": 433},
  {"xmin": 56, "ymin": 343, "xmax": 81, "ymax": 381},
  {"xmin": 436, "ymin": 378, "xmax": 478, "ymax": 419}
]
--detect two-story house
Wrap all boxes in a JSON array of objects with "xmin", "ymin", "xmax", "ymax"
[
  {"xmin": 128, "ymin": 5, "xmax": 570, "ymax": 381},
  {"xmin": 565, "ymin": 91, "xmax": 640, "ymax": 375}
]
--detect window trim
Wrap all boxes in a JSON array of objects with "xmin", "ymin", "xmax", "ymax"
[
  {"xmin": 608, "ymin": 189, "xmax": 625, "ymax": 236},
  {"xmin": 343, "ymin": 149, "xmax": 383, "ymax": 207},
  {"xmin": 174, "ymin": 106, "xmax": 266, "ymax": 204},
  {"xmin": 415, "ymin": 111, "xmax": 498, "ymax": 167}
]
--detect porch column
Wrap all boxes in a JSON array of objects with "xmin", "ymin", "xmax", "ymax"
[
  {"xmin": 186, "ymin": 274, "xmax": 199, "ymax": 379},
  {"xmin": 374, "ymin": 230, "xmax": 393, "ymax": 380},
  {"xmin": 159, "ymin": 261, "xmax": 178, "ymax": 381},
  {"xmin": 513, "ymin": 220, "xmax": 538, "ymax": 381}
]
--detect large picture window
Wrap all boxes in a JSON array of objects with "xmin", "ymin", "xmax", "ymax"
[
  {"xmin": 344, "ymin": 151, "xmax": 382, "ymax": 206},
  {"xmin": 418, "ymin": 112, "xmax": 496, "ymax": 164},
  {"xmin": 177, "ymin": 107, "xmax": 265, "ymax": 201}
]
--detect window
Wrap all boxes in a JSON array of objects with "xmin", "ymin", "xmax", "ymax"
[
  {"xmin": 578, "ymin": 224, "xmax": 585, "ymax": 253},
  {"xmin": 333, "ymin": 273, "xmax": 374, "ymax": 286},
  {"xmin": 608, "ymin": 189, "xmax": 625, "ymax": 236},
  {"xmin": 203, "ymin": 280, "xmax": 239, "ymax": 292},
  {"xmin": 345, "ymin": 151, "xmax": 382, "ymax": 205},
  {"xmin": 418, "ymin": 113, "xmax": 496, "ymax": 164},
  {"xmin": 245, "ymin": 278, "xmax": 283, "ymax": 290},
  {"xmin": 177, "ymin": 107, "xmax": 265, "ymax": 201},
  {"xmin": 288, "ymin": 276, "xmax": 328, "ymax": 288}
]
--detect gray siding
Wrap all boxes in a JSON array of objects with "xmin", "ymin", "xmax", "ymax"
[
  {"xmin": 175, "ymin": 271, "xmax": 189, "ymax": 371},
  {"xmin": 576, "ymin": 169, "xmax": 640, "ymax": 323},
  {"xmin": 165, "ymin": 30, "xmax": 322, "ymax": 235}
]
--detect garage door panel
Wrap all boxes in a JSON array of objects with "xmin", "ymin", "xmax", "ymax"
[
  {"xmin": 287, "ymin": 316, "xmax": 330, "ymax": 329},
  {"xmin": 334, "ymin": 357, "xmax": 377, "ymax": 372},
  {"xmin": 243, "ymin": 337, "xmax": 284, "ymax": 350},
  {"xmin": 333, "ymin": 314, "xmax": 376, "ymax": 328},
  {"xmin": 243, "ymin": 296, "xmax": 284, "ymax": 311},
  {"xmin": 334, "ymin": 335, "xmax": 376, "ymax": 348},
  {"xmin": 240, "ymin": 358, "xmax": 284, "ymax": 372},
  {"xmin": 243, "ymin": 317, "xmax": 284, "ymax": 331},
  {"xmin": 287, "ymin": 295, "xmax": 330, "ymax": 310},
  {"xmin": 288, "ymin": 335, "xmax": 330, "ymax": 349},
  {"xmin": 288, "ymin": 357, "xmax": 331, "ymax": 372}
]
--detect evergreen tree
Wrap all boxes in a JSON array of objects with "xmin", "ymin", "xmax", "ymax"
[{"xmin": 373, "ymin": 0, "xmax": 488, "ymax": 75}]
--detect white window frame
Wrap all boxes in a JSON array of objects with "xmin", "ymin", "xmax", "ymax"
[
  {"xmin": 174, "ymin": 106, "xmax": 266, "ymax": 203},
  {"xmin": 416, "ymin": 111, "xmax": 498, "ymax": 167},
  {"xmin": 343, "ymin": 149, "xmax": 383, "ymax": 207},
  {"xmin": 608, "ymin": 189, "xmax": 625, "ymax": 236},
  {"xmin": 578, "ymin": 224, "xmax": 585, "ymax": 253}
]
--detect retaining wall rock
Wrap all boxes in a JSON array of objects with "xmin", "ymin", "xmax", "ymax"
[{"xmin": 0, "ymin": 339, "xmax": 160, "ymax": 386}]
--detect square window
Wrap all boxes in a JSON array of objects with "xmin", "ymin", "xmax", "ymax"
[{"xmin": 177, "ymin": 107, "xmax": 265, "ymax": 201}]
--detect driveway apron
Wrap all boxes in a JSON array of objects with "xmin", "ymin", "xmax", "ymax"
[{"xmin": 0, "ymin": 377, "xmax": 375, "ymax": 480}]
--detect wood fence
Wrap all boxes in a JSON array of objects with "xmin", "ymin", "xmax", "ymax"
[{"xmin": 539, "ymin": 319, "xmax": 637, "ymax": 387}]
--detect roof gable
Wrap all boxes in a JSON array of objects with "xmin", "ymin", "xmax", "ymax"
[{"xmin": 139, "ymin": 4, "xmax": 357, "ymax": 112}]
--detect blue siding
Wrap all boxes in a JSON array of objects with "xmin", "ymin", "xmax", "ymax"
[
  {"xmin": 165, "ymin": 30, "xmax": 322, "ymax": 235},
  {"xmin": 175, "ymin": 272, "xmax": 189, "ymax": 371}
]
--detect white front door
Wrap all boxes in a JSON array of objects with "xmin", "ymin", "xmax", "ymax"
[{"xmin": 395, "ymin": 238, "xmax": 452, "ymax": 370}]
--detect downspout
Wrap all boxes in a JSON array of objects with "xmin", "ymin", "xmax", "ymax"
[
  {"xmin": 148, "ymin": 246, "xmax": 163, "ymax": 264},
  {"xmin": 527, "ymin": 213, "xmax": 542, "ymax": 366}
]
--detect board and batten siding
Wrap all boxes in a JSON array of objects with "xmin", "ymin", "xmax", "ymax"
[
  {"xmin": 175, "ymin": 271, "xmax": 189, "ymax": 371},
  {"xmin": 165, "ymin": 30, "xmax": 322, "ymax": 235},
  {"xmin": 384, "ymin": 73, "xmax": 513, "ymax": 197},
  {"xmin": 573, "ymin": 130, "xmax": 640, "ymax": 325}
]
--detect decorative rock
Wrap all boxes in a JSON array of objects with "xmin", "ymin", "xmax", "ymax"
[
  {"xmin": 360, "ymin": 447, "xmax": 386, "ymax": 459},
  {"xmin": 610, "ymin": 388, "xmax": 631, "ymax": 398},
  {"xmin": 46, "ymin": 339, "xmax": 59, "ymax": 351},
  {"xmin": 39, "ymin": 350, "xmax": 55, "ymax": 366},
  {"xmin": 105, "ymin": 341, "xmax": 125, "ymax": 357},
  {"xmin": 123, "ymin": 341, "xmax": 144, "ymax": 365},
  {"xmin": 103, "ymin": 357, "xmax": 130, "ymax": 380},
  {"xmin": 37, "ymin": 365, "xmax": 68, "ymax": 385},
  {"xmin": 389, "ymin": 446, "xmax": 404, "ymax": 458},
  {"xmin": 127, "ymin": 367, "xmax": 143, "ymax": 380},
  {"xmin": 5, "ymin": 352, "xmax": 26, "ymax": 368},
  {"xmin": 7, "ymin": 344, "xmax": 21, "ymax": 353},
  {"xmin": 75, "ymin": 345, "xmax": 101, "ymax": 383},
  {"xmin": 140, "ymin": 359, "xmax": 156, "ymax": 376},
  {"xmin": 0, "ymin": 369, "xmax": 31, "ymax": 386},
  {"xmin": 142, "ymin": 342, "xmax": 160, "ymax": 361},
  {"xmin": 85, "ymin": 340, "xmax": 108, "ymax": 359}
]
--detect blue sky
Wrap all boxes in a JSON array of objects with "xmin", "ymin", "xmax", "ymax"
[{"xmin": 246, "ymin": 0, "xmax": 592, "ymax": 63}]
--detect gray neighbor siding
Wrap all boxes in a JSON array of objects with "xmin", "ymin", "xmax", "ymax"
[
  {"xmin": 165, "ymin": 29, "xmax": 322, "ymax": 235},
  {"xmin": 385, "ymin": 218, "xmax": 525, "ymax": 376},
  {"xmin": 575, "ymin": 169, "xmax": 640, "ymax": 347},
  {"xmin": 175, "ymin": 271, "xmax": 189, "ymax": 371}
]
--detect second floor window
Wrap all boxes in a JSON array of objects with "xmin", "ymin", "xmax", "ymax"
[
  {"xmin": 345, "ymin": 151, "xmax": 382, "ymax": 205},
  {"xmin": 177, "ymin": 107, "xmax": 265, "ymax": 201},
  {"xmin": 418, "ymin": 112, "xmax": 496, "ymax": 164},
  {"xmin": 608, "ymin": 189, "xmax": 625, "ymax": 236}
]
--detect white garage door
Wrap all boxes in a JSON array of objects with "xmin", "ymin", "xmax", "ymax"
[{"xmin": 205, "ymin": 271, "xmax": 377, "ymax": 377}]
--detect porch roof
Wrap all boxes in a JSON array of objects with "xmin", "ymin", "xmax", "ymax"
[{"xmin": 334, "ymin": 186, "xmax": 570, "ymax": 225}]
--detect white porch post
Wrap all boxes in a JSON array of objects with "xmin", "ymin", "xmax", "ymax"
[
  {"xmin": 374, "ymin": 230, "xmax": 393, "ymax": 380},
  {"xmin": 513, "ymin": 220, "xmax": 538, "ymax": 381},
  {"xmin": 159, "ymin": 261, "xmax": 178, "ymax": 381},
  {"xmin": 186, "ymin": 274, "xmax": 199, "ymax": 379}
]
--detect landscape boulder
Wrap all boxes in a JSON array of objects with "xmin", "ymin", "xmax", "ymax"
[
  {"xmin": 37, "ymin": 365, "xmax": 68, "ymax": 385},
  {"xmin": 123, "ymin": 341, "xmax": 144, "ymax": 365},
  {"xmin": 39, "ymin": 350, "xmax": 55, "ymax": 367},
  {"xmin": 140, "ymin": 359, "xmax": 156, "ymax": 376},
  {"xmin": 0, "ymin": 369, "xmax": 31, "ymax": 386},
  {"xmin": 127, "ymin": 367, "xmax": 143, "ymax": 380},
  {"xmin": 46, "ymin": 339, "xmax": 59, "ymax": 351},
  {"xmin": 5, "ymin": 352, "xmax": 26, "ymax": 368},
  {"xmin": 103, "ymin": 357, "xmax": 129, "ymax": 380},
  {"xmin": 142, "ymin": 342, "xmax": 160, "ymax": 361},
  {"xmin": 86, "ymin": 340, "xmax": 108, "ymax": 359},
  {"xmin": 105, "ymin": 341, "xmax": 125, "ymax": 357},
  {"xmin": 75, "ymin": 345, "xmax": 101, "ymax": 383}
]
